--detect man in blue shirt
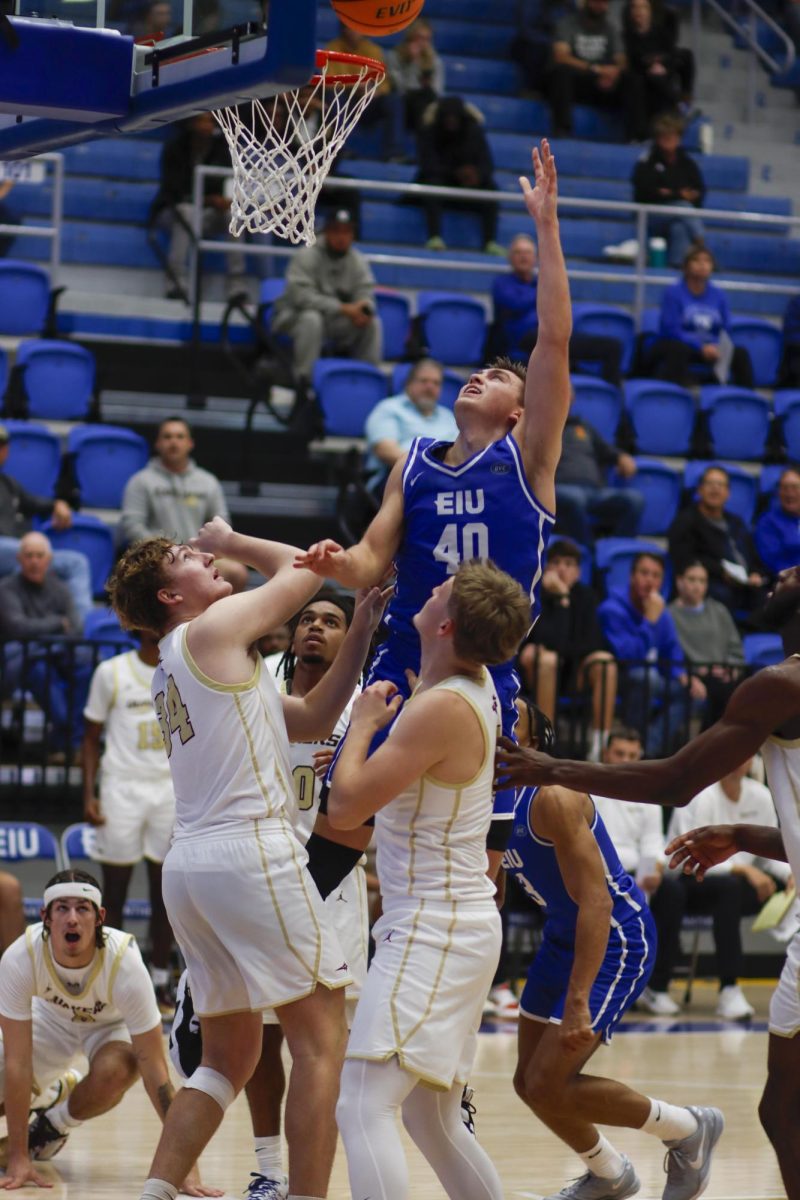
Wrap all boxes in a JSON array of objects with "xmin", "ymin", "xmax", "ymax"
[
  {"xmin": 756, "ymin": 467, "xmax": 800, "ymax": 575},
  {"xmin": 364, "ymin": 358, "xmax": 457, "ymax": 493}
]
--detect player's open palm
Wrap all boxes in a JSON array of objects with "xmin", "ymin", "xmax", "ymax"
[
  {"xmin": 351, "ymin": 681, "xmax": 403, "ymax": 733},
  {"xmin": 666, "ymin": 823, "xmax": 738, "ymax": 881},
  {"xmin": 179, "ymin": 1164, "xmax": 224, "ymax": 1197},
  {"xmin": 353, "ymin": 584, "xmax": 393, "ymax": 637},
  {"xmin": 519, "ymin": 139, "xmax": 558, "ymax": 225},
  {"xmin": 294, "ymin": 538, "xmax": 347, "ymax": 578},
  {"xmin": 0, "ymin": 1155, "xmax": 53, "ymax": 1189}
]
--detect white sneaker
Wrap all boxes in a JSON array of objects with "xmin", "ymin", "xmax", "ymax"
[
  {"xmin": 488, "ymin": 983, "xmax": 520, "ymax": 1018},
  {"xmin": 638, "ymin": 987, "xmax": 680, "ymax": 1017},
  {"xmin": 602, "ymin": 239, "xmax": 639, "ymax": 261},
  {"xmin": 715, "ymin": 985, "xmax": 754, "ymax": 1021}
]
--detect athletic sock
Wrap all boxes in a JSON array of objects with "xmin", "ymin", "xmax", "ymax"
[
  {"xmin": 579, "ymin": 1134, "xmax": 626, "ymax": 1180},
  {"xmin": 46, "ymin": 1095, "xmax": 83, "ymax": 1134},
  {"xmin": 640, "ymin": 1099, "xmax": 698, "ymax": 1142},
  {"xmin": 254, "ymin": 1134, "xmax": 284, "ymax": 1178},
  {"xmin": 140, "ymin": 1180, "xmax": 178, "ymax": 1200}
]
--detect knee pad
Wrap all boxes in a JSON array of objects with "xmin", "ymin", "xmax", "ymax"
[{"xmin": 185, "ymin": 1065, "xmax": 236, "ymax": 1113}]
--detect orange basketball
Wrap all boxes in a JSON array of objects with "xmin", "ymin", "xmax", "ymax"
[{"xmin": 331, "ymin": 0, "xmax": 425, "ymax": 37}]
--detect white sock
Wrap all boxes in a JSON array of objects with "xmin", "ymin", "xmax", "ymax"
[
  {"xmin": 149, "ymin": 965, "xmax": 170, "ymax": 988},
  {"xmin": 254, "ymin": 1134, "xmax": 284, "ymax": 1178},
  {"xmin": 579, "ymin": 1134, "xmax": 626, "ymax": 1180},
  {"xmin": 46, "ymin": 1095, "xmax": 83, "ymax": 1134},
  {"xmin": 587, "ymin": 729, "xmax": 603, "ymax": 760},
  {"xmin": 140, "ymin": 1181, "xmax": 178, "ymax": 1200},
  {"xmin": 640, "ymin": 1099, "xmax": 698, "ymax": 1142}
]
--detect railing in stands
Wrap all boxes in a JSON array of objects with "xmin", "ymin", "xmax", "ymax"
[
  {"xmin": 0, "ymin": 153, "xmax": 64, "ymax": 281},
  {"xmin": 692, "ymin": 0, "xmax": 797, "ymax": 122}
]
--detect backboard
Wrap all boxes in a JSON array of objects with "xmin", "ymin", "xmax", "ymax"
[{"xmin": 0, "ymin": 0, "xmax": 317, "ymax": 159}]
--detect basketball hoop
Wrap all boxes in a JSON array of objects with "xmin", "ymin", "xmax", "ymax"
[{"xmin": 213, "ymin": 49, "xmax": 385, "ymax": 246}]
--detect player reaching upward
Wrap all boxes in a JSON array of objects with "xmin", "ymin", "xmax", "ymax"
[
  {"xmin": 107, "ymin": 517, "xmax": 385, "ymax": 1200},
  {"xmin": 295, "ymin": 138, "xmax": 571, "ymax": 878},
  {"xmin": 495, "ymin": 562, "xmax": 800, "ymax": 1200}
]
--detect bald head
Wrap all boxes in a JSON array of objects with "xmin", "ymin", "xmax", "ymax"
[{"xmin": 18, "ymin": 532, "xmax": 53, "ymax": 585}]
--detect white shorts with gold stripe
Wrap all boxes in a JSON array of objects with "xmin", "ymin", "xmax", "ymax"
[
  {"xmin": 346, "ymin": 897, "xmax": 501, "ymax": 1090},
  {"xmin": 163, "ymin": 818, "xmax": 351, "ymax": 1017},
  {"xmin": 0, "ymin": 1000, "xmax": 131, "ymax": 1098},
  {"xmin": 769, "ymin": 931, "xmax": 800, "ymax": 1038}
]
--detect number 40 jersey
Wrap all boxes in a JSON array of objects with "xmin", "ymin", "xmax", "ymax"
[{"xmin": 387, "ymin": 434, "xmax": 554, "ymax": 651}]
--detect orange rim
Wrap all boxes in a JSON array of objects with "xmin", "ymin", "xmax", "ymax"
[{"xmin": 311, "ymin": 48, "xmax": 386, "ymax": 85}]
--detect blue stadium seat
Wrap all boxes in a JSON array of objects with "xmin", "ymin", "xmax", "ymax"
[
  {"xmin": 699, "ymin": 387, "xmax": 771, "ymax": 461},
  {"xmin": 570, "ymin": 375, "xmax": 623, "ymax": 443},
  {"xmin": 16, "ymin": 340, "xmax": 96, "ymax": 420},
  {"xmin": 613, "ymin": 459, "xmax": 682, "ymax": 536},
  {"xmin": 375, "ymin": 291, "xmax": 411, "ymax": 361},
  {"xmin": 572, "ymin": 303, "xmax": 636, "ymax": 375},
  {"xmin": 624, "ymin": 380, "xmax": 696, "ymax": 456},
  {"xmin": 759, "ymin": 463, "xmax": 785, "ymax": 499},
  {"xmin": 1, "ymin": 419, "xmax": 61, "ymax": 496},
  {"xmin": 417, "ymin": 292, "xmax": 487, "ymax": 365},
  {"xmin": 0, "ymin": 261, "xmax": 51, "ymax": 336},
  {"xmin": 0, "ymin": 347, "xmax": 7, "ymax": 397},
  {"xmin": 683, "ymin": 460, "xmax": 758, "ymax": 524},
  {"xmin": 774, "ymin": 391, "xmax": 800, "ymax": 461},
  {"xmin": 390, "ymin": 363, "xmax": 466, "ymax": 411},
  {"xmin": 595, "ymin": 537, "xmax": 670, "ymax": 597},
  {"xmin": 742, "ymin": 633, "xmax": 784, "ymax": 668},
  {"xmin": 42, "ymin": 513, "xmax": 115, "ymax": 598},
  {"xmin": 67, "ymin": 425, "xmax": 149, "ymax": 509},
  {"xmin": 83, "ymin": 607, "xmax": 137, "ymax": 653},
  {"xmin": 0, "ymin": 822, "xmax": 61, "ymax": 919},
  {"xmin": 312, "ymin": 359, "xmax": 388, "ymax": 437},
  {"xmin": 258, "ymin": 277, "xmax": 286, "ymax": 325},
  {"xmin": 728, "ymin": 318, "xmax": 783, "ymax": 387}
]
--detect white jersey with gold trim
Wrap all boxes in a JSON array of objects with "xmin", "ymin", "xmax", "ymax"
[
  {"xmin": 84, "ymin": 650, "xmax": 170, "ymax": 783},
  {"xmin": 375, "ymin": 668, "xmax": 499, "ymax": 907},
  {"xmin": 155, "ymin": 622, "xmax": 294, "ymax": 839},
  {"xmin": 760, "ymin": 736, "xmax": 800, "ymax": 889}
]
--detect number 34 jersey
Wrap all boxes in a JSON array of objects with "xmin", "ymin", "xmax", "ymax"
[{"xmin": 387, "ymin": 434, "xmax": 554, "ymax": 650}]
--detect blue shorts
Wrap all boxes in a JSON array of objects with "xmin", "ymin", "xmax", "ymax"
[
  {"xmin": 325, "ymin": 637, "xmax": 520, "ymax": 820},
  {"xmin": 520, "ymin": 909, "xmax": 656, "ymax": 1044}
]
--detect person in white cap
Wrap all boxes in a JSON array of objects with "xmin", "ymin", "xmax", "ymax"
[{"xmin": 0, "ymin": 869, "xmax": 218, "ymax": 1196}]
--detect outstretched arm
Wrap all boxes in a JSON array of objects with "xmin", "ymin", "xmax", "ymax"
[
  {"xmin": 496, "ymin": 659, "xmax": 800, "ymax": 806},
  {"xmin": 0, "ymin": 1017, "xmax": 51, "ymax": 1191},
  {"xmin": 294, "ymin": 459, "xmax": 406, "ymax": 588},
  {"xmin": 667, "ymin": 823, "xmax": 789, "ymax": 882},
  {"xmin": 514, "ymin": 141, "xmax": 572, "ymax": 514}
]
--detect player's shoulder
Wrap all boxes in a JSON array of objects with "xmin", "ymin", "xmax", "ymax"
[
  {"xmin": 0, "ymin": 927, "xmax": 35, "ymax": 970},
  {"xmin": 534, "ymin": 784, "xmax": 589, "ymax": 831}
]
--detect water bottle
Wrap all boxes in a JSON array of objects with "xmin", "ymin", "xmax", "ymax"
[
  {"xmin": 648, "ymin": 237, "xmax": 668, "ymax": 268},
  {"xmin": 699, "ymin": 120, "xmax": 714, "ymax": 155}
]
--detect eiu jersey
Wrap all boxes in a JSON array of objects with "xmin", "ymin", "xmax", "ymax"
[
  {"xmin": 387, "ymin": 434, "xmax": 554, "ymax": 654},
  {"xmin": 503, "ymin": 786, "xmax": 648, "ymax": 942}
]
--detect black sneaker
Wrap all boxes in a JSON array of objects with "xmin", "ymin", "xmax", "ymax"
[
  {"xmin": 28, "ymin": 1112, "xmax": 68, "ymax": 1160},
  {"xmin": 460, "ymin": 1085, "xmax": 476, "ymax": 1136}
]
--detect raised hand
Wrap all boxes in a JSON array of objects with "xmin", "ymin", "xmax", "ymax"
[
  {"xmin": 353, "ymin": 584, "xmax": 393, "ymax": 636},
  {"xmin": 189, "ymin": 516, "xmax": 233, "ymax": 558},
  {"xmin": 665, "ymin": 824, "xmax": 739, "ymax": 882},
  {"xmin": 519, "ymin": 139, "xmax": 558, "ymax": 225},
  {"xmin": 350, "ymin": 680, "xmax": 403, "ymax": 734},
  {"xmin": 294, "ymin": 539, "xmax": 348, "ymax": 578}
]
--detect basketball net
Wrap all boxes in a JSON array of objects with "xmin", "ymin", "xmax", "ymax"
[{"xmin": 214, "ymin": 50, "xmax": 385, "ymax": 246}]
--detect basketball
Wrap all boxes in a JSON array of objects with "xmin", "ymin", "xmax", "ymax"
[{"xmin": 331, "ymin": 0, "xmax": 424, "ymax": 37}]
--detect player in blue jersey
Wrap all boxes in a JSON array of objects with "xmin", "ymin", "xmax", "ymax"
[
  {"xmin": 505, "ymin": 705, "xmax": 723, "ymax": 1200},
  {"xmin": 295, "ymin": 139, "xmax": 570, "ymax": 878}
]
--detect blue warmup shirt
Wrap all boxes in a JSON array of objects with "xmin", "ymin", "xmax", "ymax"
[{"xmin": 659, "ymin": 278, "xmax": 732, "ymax": 349}]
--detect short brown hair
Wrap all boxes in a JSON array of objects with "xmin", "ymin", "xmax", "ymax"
[
  {"xmin": 488, "ymin": 356, "xmax": 527, "ymax": 394},
  {"xmin": 107, "ymin": 537, "xmax": 175, "ymax": 634},
  {"xmin": 448, "ymin": 559, "xmax": 530, "ymax": 665},
  {"xmin": 683, "ymin": 245, "xmax": 716, "ymax": 273},
  {"xmin": 653, "ymin": 113, "xmax": 684, "ymax": 139}
]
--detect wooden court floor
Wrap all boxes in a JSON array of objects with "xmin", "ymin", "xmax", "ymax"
[{"xmin": 14, "ymin": 982, "xmax": 784, "ymax": 1200}]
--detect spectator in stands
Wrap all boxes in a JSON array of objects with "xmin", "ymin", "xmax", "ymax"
[
  {"xmin": 599, "ymin": 551, "xmax": 698, "ymax": 755},
  {"xmin": 133, "ymin": 0, "xmax": 174, "ymax": 39},
  {"xmin": 325, "ymin": 22, "xmax": 398, "ymax": 159},
  {"xmin": 632, "ymin": 114, "xmax": 706, "ymax": 268},
  {"xmin": 668, "ymin": 464, "xmax": 767, "ymax": 613},
  {"xmin": 270, "ymin": 208, "xmax": 381, "ymax": 387},
  {"xmin": 623, "ymin": 0, "xmax": 695, "ymax": 121},
  {"xmin": 555, "ymin": 388, "xmax": 645, "ymax": 544},
  {"xmin": 668, "ymin": 558, "xmax": 745, "ymax": 728},
  {"xmin": 755, "ymin": 466, "xmax": 800, "ymax": 575},
  {"xmin": 386, "ymin": 20, "xmax": 445, "ymax": 140},
  {"xmin": 778, "ymin": 292, "xmax": 800, "ymax": 388},
  {"xmin": 119, "ymin": 416, "xmax": 247, "ymax": 591},
  {"xmin": 546, "ymin": 0, "xmax": 648, "ymax": 142},
  {"xmin": 491, "ymin": 234, "xmax": 624, "ymax": 383},
  {"xmin": 0, "ymin": 532, "xmax": 94, "ymax": 755},
  {"xmin": 657, "ymin": 759, "xmax": 793, "ymax": 1021},
  {"xmin": 518, "ymin": 537, "xmax": 618, "ymax": 761},
  {"xmin": 148, "ymin": 112, "xmax": 246, "ymax": 302},
  {"xmin": 0, "ymin": 422, "xmax": 92, "ymax": 623},
  {"xmin": 415, "ymin": 95, "xmax": 502, "ymax": 255},
  {"xmin": 644, "ymin": 246, "xmax": 755, "ymax": 386},
  {"xmin": 364, "ymin": 358, "xmax": 457, "ymax": 493},
  {"xmin": 593, "ymin": 727, "xmax": 667, "ymax": 889},
  {"xmin": 0, "ymin": 180, "xmax": 19, "ymax": 257}
]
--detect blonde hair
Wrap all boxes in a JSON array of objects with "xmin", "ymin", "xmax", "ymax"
[
  {"xmin": 448, "ymin": 559, "xmax": 530, "ymax": 665},
  {"xmin": 397, "ymin": 19, "xmax": 436, "ymax": 71},
  {"xmin": 107, "ymin": 537, "xmax": 175, "ymax": 634}
]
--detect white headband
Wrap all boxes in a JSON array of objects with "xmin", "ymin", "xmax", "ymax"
[{"xmin": 43, "ymin": 882, "xmax": 103, "ymax": 909}]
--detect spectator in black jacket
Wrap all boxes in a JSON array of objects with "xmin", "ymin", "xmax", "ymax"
[
  {"xmin": 632, "ymin": 114, "xmax": 705, "ymax": 267},
  {"xmin": 518, "ymin": 538, "xmax": 618, "ymax": 761},
  {"xmin": 623, "ymin": 0, "xmax": 695, "ymax": 120},
  {"xmin": 668, "ymin": 464, "xmax": 768, "ymax": 614},
  {"xmin": 415, "ymin": 96, "xmax": 502, "ymax": 255},
  {"xmin": 149, "ymin": 112, "xmax": 245, "ymax": 301},
  {"xmin": 555, "ymin": 392, "xmax": 645, "ymax": 545}
]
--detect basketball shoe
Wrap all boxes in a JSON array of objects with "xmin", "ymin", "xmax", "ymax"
[
  {"xmin": 30, "ymin": 1067, "xmax": 82, "ymax": 1113},
  {"xmin": 662, "ymin": 1106, "xmax": 724, "ymax": 1200},
  {"xmin": 27, "ymin": 1112, "xmax": 69, "ymax": 1161},
  {"xmin": 244, "ymin": 1173, "xmax": 289, "ymax": 1199},
  {"xmin": 543, "ymin": 1155, "xmax": 640, "ymax": 1200}
]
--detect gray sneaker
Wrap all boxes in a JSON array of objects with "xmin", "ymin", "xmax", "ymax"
[
  {"xmin": 543, "ymin": 1156, "xmax": 640, "ymax": 1200},
  {"xmin": 662, "ymin": 1106, "xmax": 725, "ymax": 1200}
]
